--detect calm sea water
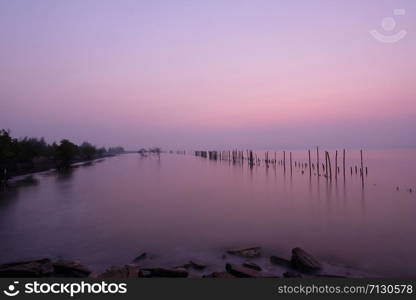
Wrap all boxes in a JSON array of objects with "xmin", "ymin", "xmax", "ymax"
[{"xmin": 0, "ymin": 149, "xmax": 415, "ymax": 276}]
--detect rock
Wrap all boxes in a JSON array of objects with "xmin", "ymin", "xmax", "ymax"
[
  {"xmin": 88, "ymin": 272, "xmax": 100, "ymax": 278},
  {"xmin": 203, "ymin": 272, "xmax": 235, "ymax": 278},
  {"xmin": 175, "ymin": 263, "xmax": 192, "ymax": 269},
  {"xmin": 291, "ymin": 248, "xmax": 322, "ymax": 272},
  {"xmin": 0, "ymin": 259, "xmax": 53, "ymax": 277},
  {"xmin": 270, "ymin": 256, "xmax": 291, "ymax": 268},
  {"xmin": 189, "ymin": 260, "xmax": 206, "ymax": 270},
  {"xmin": 98, "ymin": 265, "xmax": 141, "ymax": 278},
  {"xmin": 283, "ymin": 272, "xmax": 302, "ymax": 278},
  {"xmin": 53, "ymin": 260, "xmax": 91, "ymax": 277},
  {"xmin": 132, "ymin": 252, "xmax": 147, "ymax": 264},
  {"xmin": 188, "ymin": 273, "xmax": 203, "ymax": 278},
  {"xmin": 242, "ymin": 262, "xmax": 262, "ymax": 271},
  {"xmin": 227, "ymin": 246, "xmax": 261, "ymax": 258},
  {"xmin": 140, "ymin": 270, "xmax": 152, "ymax": 278},
  {"xmin": 225, "ymin": 263, "xmax": 277, "ymax": 278},
  {"xmin": 315, "ymin": 274, "xmax": 346, "ymax": 278},
  {"xmin": 140, "ymin": 267, "xmax": 188, "ymax": 278}
]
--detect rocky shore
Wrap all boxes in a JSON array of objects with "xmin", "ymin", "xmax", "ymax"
[{"xmin": 0, "ymin": 247, "xmax": 360, "ymax": 278}]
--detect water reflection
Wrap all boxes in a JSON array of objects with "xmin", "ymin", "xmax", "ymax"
[
  {"xmin": 0, "ymin": 187, "xmax": 19, "ymax": 203},
  {"xmin": 55, "ymin": 168, "xmax": 75, "ymax": 182},
  {"xmin": 0, "ymin": 151, "xmax": 415, "ymax": 277}
]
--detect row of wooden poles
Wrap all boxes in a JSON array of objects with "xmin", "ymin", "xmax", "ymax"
[{"xmin": 194, "ymin": 148, "xmax": 368, "ymax": 181}]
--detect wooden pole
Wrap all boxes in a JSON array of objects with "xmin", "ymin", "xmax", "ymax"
[
  {"xmin": 290, "ymin": 152, "xmax": 293, "ymax": 174},
  {"xmin": 249, "ymin": 150, "xmax": 254, "ymax": 167},
  {"xmin": 308, "ymin": 149, "xmax": 311, "ymax": 176},
  {"xmin": 360, "ymin": 149, "xmax": 364, "ymax": 186},
  {"xmin": 265, "ymin": 152, "xmax": 269, "ymax": 168},
  {"xmin": 283, "ymin": 151, "xmax": 286, "ymax": 172},
  {"xmin": 343, "ymin": 149, "xmax": 346, "ymax": 179},
  {"xmin": 316, "ymin": 147, "xmax": 320, "ymax": 176},
  {"xmin": 327, "ymin": 151, "xmax": 332, "ymax": 180},
  {"xmin": 325, "ymin": 151, "xmax": 328, "ymax": 178},
  {"xmin": 335, "ymin": 150, "xmax": 338, "ymax": 179}
]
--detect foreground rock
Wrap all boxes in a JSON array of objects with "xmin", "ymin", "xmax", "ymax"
[
  {"xmin": 242, "ymin": 262, "xmax": 262, "ymax": 271},
  {"xmin": 270, "ymin": 256, "xmax": 291, "ymax": 268},
  {"xmin": 53, "ymin": 260, "xmax": 91, "ymax": 277},
  {"xmin": 132, "ymin": 252, "xmax": 147, "ymax": 264},
  {"xmin": 98, "ymin": 265, "xmax": 141, "ymax": 278},
  {"xmin": 0, "ymin": 259, "xmax": 53, "ymax": 277},
  {"xmin": 315, "ymin": 274, "xmax": 346, "ymax": 278},
  {"xmin": 283, "ymin": 272, "xmax": 302, "ymax": 278},
  {"xmin": 225, "ymin": 263, "xmax": 277, "ymax": 278},
  {"xmin": 291, "ymin": 248, "xmax": 322, "ymax": 272},
  {"xmin": 227, "ymin": 247, "xmax": 261, "ymax": 258},
  {"xmin": 188, "ymin": 260, "xmax": 206, "ymax": 270},
  {"xmin": 204, "ymin": 272, "xmax": 235, "ymax": 278},
  {"xmin": 140, "ymin": 267, "xmax": 188, "ymax": 278}
]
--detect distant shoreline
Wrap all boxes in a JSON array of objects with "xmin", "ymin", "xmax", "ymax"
[{"xmin": 1, "ymin": 153, "xmax": 122, "ymax": 186}]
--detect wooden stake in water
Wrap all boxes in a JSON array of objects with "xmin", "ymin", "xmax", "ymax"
[
  {"xmin": 360, "ymin": 149, "xmax": 364, "ymax": 186},
  {"xmin": 335, "ymin": 150, "xmax": 338, "ymax": 179},
  {"xmin": 249, "ymin": 150, "xmax": 254, "ymax": 168},
  {"xmin": 308, "ymin": 149, "xmax": 311, "ymax": 176},
  {"xmin": 290, "ymin": 152, "xmax": 293, "ymax": 174},
  {"xmin": 327, "ymin": 151, "xmax": 332, "ymax": 180},
  {"xmin": 265, "ymin": 152, "xmax": 269, "ymax": 168},
  {"xmin": 343, "ymin": 149, "xmax": 346, "ymax": 179},
  {"xmin": 316, "ymin": 147, "xmax": 320, "ymax": 176},
  {"xmin": 283, "ymin": 151, "xmax": 286, "ymax": 172},
  {"xmin": 325, "ymin": 151, "xmax": 328, "ymax": 178}
]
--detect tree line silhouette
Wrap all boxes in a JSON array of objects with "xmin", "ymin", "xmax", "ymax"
[{"xmin": 0, "ymin": 129, "xmax": 124, "ymax": 182}]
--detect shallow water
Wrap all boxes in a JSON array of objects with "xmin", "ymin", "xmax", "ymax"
[{"xmin": 0, "ymin": 149, "xmax": 415, "ymax": 276}]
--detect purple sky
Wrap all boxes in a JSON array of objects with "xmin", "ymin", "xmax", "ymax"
[{"xmin": 1, "ymin": 0, "xmax": 415, "ymax": 150}]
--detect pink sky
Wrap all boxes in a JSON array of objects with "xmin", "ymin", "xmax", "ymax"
[{"xmin": 0, "ymin": 0, "xmax": 415, "ymax": 149}]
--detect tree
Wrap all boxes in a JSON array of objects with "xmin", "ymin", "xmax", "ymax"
[
  {"xmin": 79, "ymin": 142, "xmax": 97, "ymax": 160},
  {"xmin": 108, "ymin": 147, "xmax": 125, "ymax": 154},
  {"xmin": 54, "ymin": 139, "xmax": 79, "ymax": 168},
  {"xmin": 0, "ymin": 129, "xmax": 17, "ymax": 181}
]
